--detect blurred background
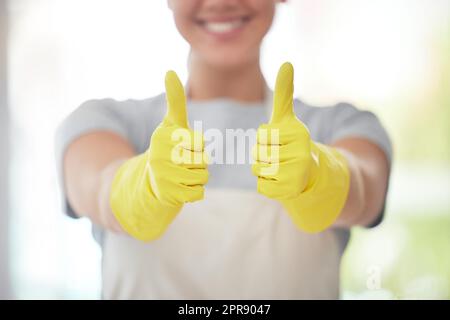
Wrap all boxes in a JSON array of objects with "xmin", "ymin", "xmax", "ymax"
[{"xmin": 0, "ymin": 0, "xmax": 449, "ymax": 299}]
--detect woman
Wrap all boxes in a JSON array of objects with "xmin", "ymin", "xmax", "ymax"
[{"xmin": 56, "ymin": 0, "xmax": 391, "ymax": 299}]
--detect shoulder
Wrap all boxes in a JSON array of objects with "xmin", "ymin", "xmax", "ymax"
[
  {"xmin": 56, "ymin": 93, "xmax": 167, "ymax": 153},
  {"xmin": 75, "ymin": 93, "xmax": 166, "ymax": 118},
  {"xmin": 293, "ymin": 98, "xmax": 392, "ymax": 162},
  {"xmin": 293, "ymin": 98, "xmax": 384, "ymax": 132},
  {"xmin": 293, "ymin": 99, "xmax": 361, "ymax": 121}
]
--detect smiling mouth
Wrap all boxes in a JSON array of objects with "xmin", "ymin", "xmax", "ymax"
[{"xmin": 196, "ymin": 16, "xmax": 251, "ymax": 34}]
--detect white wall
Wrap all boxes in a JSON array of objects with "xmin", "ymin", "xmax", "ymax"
[{"xmin": 0, "ymin": 0, "xmax": 11, "ymax": 299}]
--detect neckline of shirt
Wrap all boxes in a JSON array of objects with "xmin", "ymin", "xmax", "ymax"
[{"xmin": 186, "ymin": 85, "xmax": 273, "ymax": 118}]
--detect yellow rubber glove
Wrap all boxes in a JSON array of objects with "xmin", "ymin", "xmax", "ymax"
[
  {"xmin": 252, "ymin": 62, "xmax": 350, "ymax": 233},
  {"xmin": 110, "ymin": 71, "xmax": 208, "ymax": 241}
]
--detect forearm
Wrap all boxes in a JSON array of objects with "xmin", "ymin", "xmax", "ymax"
[
  {"xmin": 333, "ymin": 138, "xmax": 390, "ymax": 228},
  {"xmin": 96, "ymin": 159, "xmax": 128, "ymax": 233},
  {"xmin": 64, "ymin": 132, "xmax": 135, "ymax": 232},
  {"xmin": 333, "ymin": 149, "xmax": 366, "ymax": 227},
  {"xmin": 66, "ymin": 157, "xmax": 128, "ymax": 232}
]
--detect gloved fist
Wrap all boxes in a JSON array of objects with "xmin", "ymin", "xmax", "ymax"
[
  {"xmin": 149, "ymin": 71, "xmax": 209, "ymax": 207},
  {"xmin": 110, "ymin": 71, "xmax": 208, "ymax": 241},
  {"xmin": 252, "ymin": 62, "xmax": 350, "ymax": 233},
  {"xmin": 252, "ymin": 63, "xmax": 314, "ymax": 200}
]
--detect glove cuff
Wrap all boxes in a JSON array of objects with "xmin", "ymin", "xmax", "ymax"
[
  {"xmin": 110, "ymin": 153, "xmax": 181, "ymax": 241},
  {"xmin": 282, "ymin": 142, "xmax": 350, "ymax": 233}
]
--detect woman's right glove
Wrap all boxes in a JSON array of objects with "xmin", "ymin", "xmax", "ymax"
[{"xmin": 110, "ymin": 71, "xmax": 209, "ymax": 241}]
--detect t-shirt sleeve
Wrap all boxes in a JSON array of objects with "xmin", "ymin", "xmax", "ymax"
[
  {"xmin": 329, "ymin": 103, "xmax": 393, "ymax": 162},
  {"xmin": 54, "ymin": 99, "xmax": 131, "ymax": 218},
  {"xmin": 328, "ymin": 103, "xmax": 393, "ymax": 228}
]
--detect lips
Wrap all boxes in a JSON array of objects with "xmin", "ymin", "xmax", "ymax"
[{"xmin": 196, "ymin": 16, "xmax": 251, "ymax": 35}]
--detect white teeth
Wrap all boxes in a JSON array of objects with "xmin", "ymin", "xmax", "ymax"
[{"xmin": 204, "ymin": 19, "xmax": 244, "ymax": 34}]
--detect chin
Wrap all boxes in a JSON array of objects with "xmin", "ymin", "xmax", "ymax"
[{"xmin": 199, "ymin": 46, "xmax": 258, "ymax": 69}]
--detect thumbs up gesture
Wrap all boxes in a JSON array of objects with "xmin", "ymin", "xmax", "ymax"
[
  {"xmin": 252, "ymin": 63, "xmax": 350, "ymax": 233},
  {"xmin": 110, "ymin": 71, "xmax": 208, "ymax": 241},
  {"xmin": 148, "ymin": 71, "xmax": 209, "ymax": 206},
  {"xmin": 252, "ymin": 62, "xmax": 314, "ymax": 199}
]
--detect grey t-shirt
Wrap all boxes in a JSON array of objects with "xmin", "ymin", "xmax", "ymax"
[{"xmin": 55, "ymin": 91, "xmax": 392, "ymax": 299}]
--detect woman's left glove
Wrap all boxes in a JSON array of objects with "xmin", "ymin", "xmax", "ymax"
[{"xmin": 252, "ymin": 62, "xmax": 350, "ymax": 233}]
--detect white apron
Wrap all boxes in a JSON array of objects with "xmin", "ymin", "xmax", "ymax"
[{"xmin": 101, "ymin": 189, "xmax": 347, "ymax": 299}]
